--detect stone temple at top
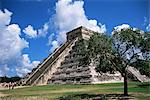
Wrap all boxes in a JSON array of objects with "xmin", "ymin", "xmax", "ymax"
[{"xmin": 23, "ymin": 26, "xmax": 148, "ymax": 86}]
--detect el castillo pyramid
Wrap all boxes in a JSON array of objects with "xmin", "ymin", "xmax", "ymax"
[{"xmin": 23, "ymin": 26, "xmax": 149, "ymax": 86}]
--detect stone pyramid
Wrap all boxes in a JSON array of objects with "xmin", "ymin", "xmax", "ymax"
[{"xmin": 23, "ymin": 26, "xmax": 123, "ymax": 86}]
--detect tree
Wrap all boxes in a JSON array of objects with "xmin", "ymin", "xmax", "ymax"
[
  {"xmin": 130, "ymin": 58, "xmax": 150, "ymax": 77},
  {"xmin": 85, "ymin": 27, "xmax": 150, "ymax": 96},
  {"xmin": 0, "ymin": 76, "xmax": 21, "ymax": 83},
  {"xmin": 87, "ymin": 33, "xmax": 115, "ymax": 73},
  {"xmin": 112, "ymin": 28, "xmax": 150, "ymax": 95}
]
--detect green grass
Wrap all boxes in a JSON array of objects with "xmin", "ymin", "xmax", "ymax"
[{"xmin": 0, "ymin": 82, "xmax": 149, "ymax": 100}]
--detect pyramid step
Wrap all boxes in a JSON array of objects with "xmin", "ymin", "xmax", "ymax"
[
  {"xmin": 127, "ymin": 66, "xmax": 150, "ymax": 82},
  {"xmin": 24, "ymin": 38, "xmax": 78, "ymax": 85}
]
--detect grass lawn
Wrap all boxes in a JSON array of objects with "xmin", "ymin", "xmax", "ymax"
[{"xmin": 0, "ymin": 81, "xmax": 149, "ymax": 100}]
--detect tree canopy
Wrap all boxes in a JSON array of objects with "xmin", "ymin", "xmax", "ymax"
[{"xmin": 82, "ymin": 26, "xmax": 150, "ymax": 96}]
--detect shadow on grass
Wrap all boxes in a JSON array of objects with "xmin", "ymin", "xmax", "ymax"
[
  {"xmin": 138, "ymin": 83, "xmax": 150, "ymax": 87},
  {"xmin": 59, "ymin": 93, "xmax": 134, "ymax": 100}
]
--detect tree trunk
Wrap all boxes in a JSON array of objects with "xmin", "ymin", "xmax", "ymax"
[{"xmin": 124, "ymin": 71, "xmax": 128, "ymax": 96}]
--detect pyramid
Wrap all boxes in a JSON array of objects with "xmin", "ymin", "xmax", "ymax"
[{"xmin": 23, "ymin": 26, "xmax": 123, "ymax": 86}]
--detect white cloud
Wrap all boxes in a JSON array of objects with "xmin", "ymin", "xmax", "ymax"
[
  {"xmin": 16, "ymin": 54, "xmax": 40, "ymax": 77},
  {"xmin": 48, "ymin": 33, "xmax": 55, "ymax": 45},
  {"xmin": 38, "ymin": 23, "xmax": 49, "ymax": 36},
  {"xmin": 143, "ymin": 17, "xmax": 149, "ymax": 26},
  {"xmin": 113, "ymin": 24, "xmax": 130, "ymax": 33},
  {"xmin": 146, "ymin": 24, "xmax": 150, "ymax": 31},
  {"xmin": 23, "ymin": 25, "xmax": 38, "ymax": 38},
  {"xmin": 0, "ymin": 9, "xmax": 12, "ymax": 28},
  {"xmin": 48, "ymin": 0, "xmax": 106, "ymax": 52},
  {"xmin": 50, "ymin": 40, "xmax": 59, "ymax": 52},
  {"xmin": 0, "ymin": 9, "xmax": 40, "ymax": 77},
  {"xmin": 143, "ymin": 17, "xmax": 150, "ymax": 32},
  {"xmin": 0, "ymin": 65, "xmax": 10, "ymax": 76},
  {"xmin": 0, "ymin": 23, "xmax": 28, "ymax": 63},
  {"xmin": 112, "ymin": 24, "xmax": 145, "ymax": 35},
  {"xmin": 112, "ymin": 24, "xmax": 131, "ymax": 35},
  {"xmin": 23, "ymin": 23, "xmax": 49, "ymax": 38},
  {"xmin": 7, "ymin": 24, "xmax": 21, "ymax": 35}
]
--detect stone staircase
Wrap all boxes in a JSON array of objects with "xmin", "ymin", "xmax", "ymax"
[
  {"xmin": 127, "ymin": 66, "xmax": 150, "ymax": 82},
  {"xmin": 48, "ymin": 39, "xmax": 92, "ymax": 84},
  {"xmin": 24, "ymin": 38, "xmax": 78, "ymax": 85},
  {"xmin": 23, "ymin": 26, "xmax": 124, "ymax": 85},
  {"xmin": 48, "ymin": 38, "xmax": 123, "ymax": 84}
]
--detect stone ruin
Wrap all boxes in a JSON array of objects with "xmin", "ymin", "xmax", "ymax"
[{"xmin": 23, "ymin": 26, "xmax": 149, "ymax": 86}]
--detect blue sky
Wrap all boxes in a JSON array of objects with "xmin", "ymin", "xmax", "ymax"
[{"xmin": 0, "ymin": 0, "xmax": 149, "ymax": 77}]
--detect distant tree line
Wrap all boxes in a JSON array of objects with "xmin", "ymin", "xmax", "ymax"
[{"xmin": 0, "ymin": 76, "xmax": 21, "ymax": 83}]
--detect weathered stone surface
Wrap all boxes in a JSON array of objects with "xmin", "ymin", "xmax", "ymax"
[
  {"xmin": 47, "ymin": 26, "xmax": 123, "ymax": 84},
  {"xmin": 127, "ymin": 66, "xmax": 150, "ymax": 82},
  {"xmin": 24, "ymin": 26, "xmax": 123, "ymax": 85},
  {"xmin": 24, "ymin": 38, "xmax": 78, "ymax": 85}
]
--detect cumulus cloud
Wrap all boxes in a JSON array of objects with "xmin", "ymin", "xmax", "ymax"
[
  {"xmin": 48, "ymin": 0, "xmax": 106, "ymax": 52},
  {"xmin": 23, "ymin": 23, "xmax": 49, "ymax": 38},
  {"xmin": 112, "ymin": 24, "xmax": 145, "ymax": 35},
  {"xmin": 0, "ymin": 9, "xmax": 40, "ymax": 77},
  {"xmin": 48, "ymin": 33, "xmax": 55, "ymax": 45},
  {"xmin": 0, "ymin": 9, "xmax": 12, "ymax": 28},
  {"xmin": 146, "ymin": 24, "xmax": 150, "ymax": 31},
  {"xmin": 38, "ymin": 23, "xmax": 49, "ymax": 36},
  {"xmin": 112, "ymin": 24, "xmax": 131, "ymax": 35},
  {"xmin": 143, "ymin": 17, "xmax": 149, "ymax": 26},
  {"xmin": 0, "ymin": 11, "xmax": 28, "ymax": 64},
  {"xmin": 23, "ymin": 25, "xmax": 38, "ymax": 38},
  {"xmin": 16, "ymin": 54, "xmax": 40, "ymax": 77},
  {"xmin": 0, "ymin": 65, "xmax": 10, "ymax": 76},
  {"xmin": 143, "ymin": 17, "xmax": 150, "ymax": 32},
  {"xmin": 113, "ymin": 24, "xmax": 130, "ymax": 33},
  {"xmin": 50, "ymin": 40, "xmax": 59, "ymax": 52}
]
